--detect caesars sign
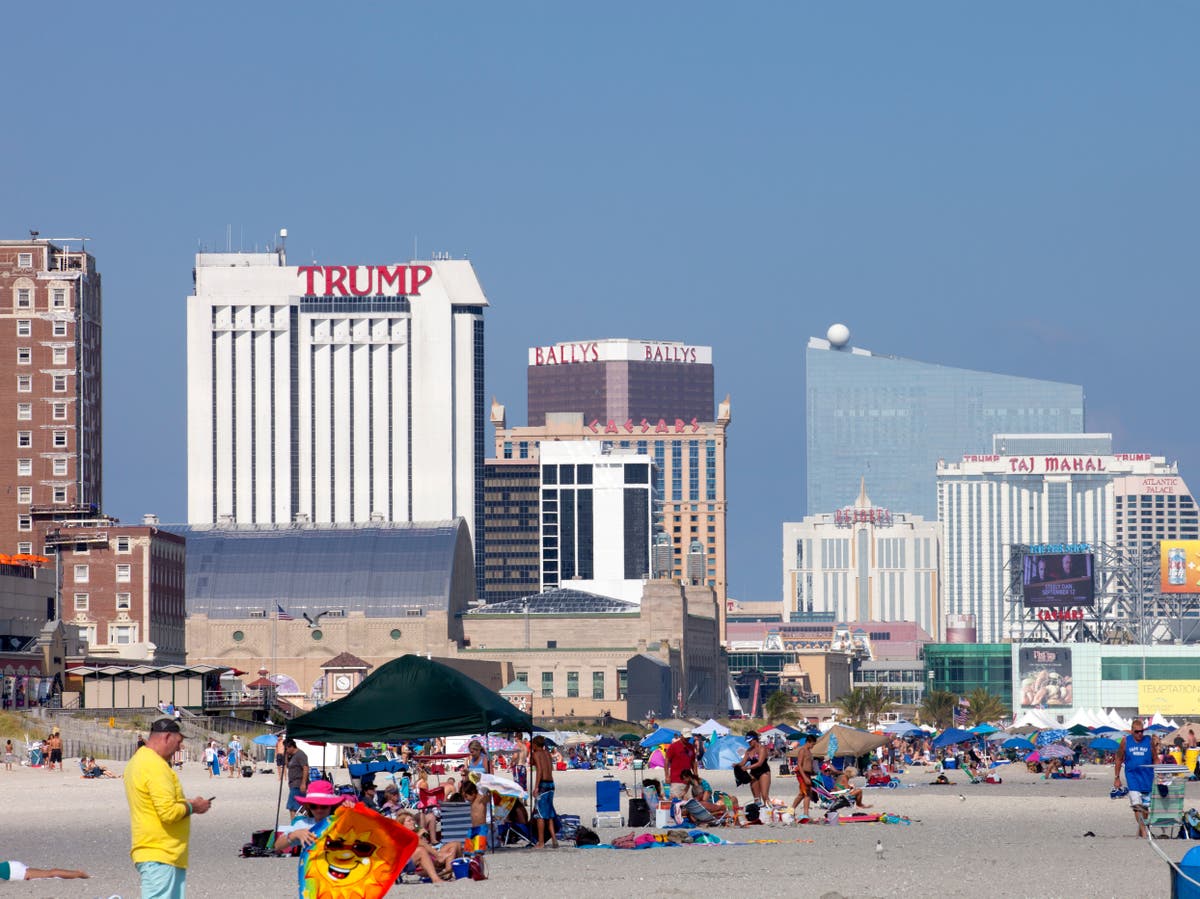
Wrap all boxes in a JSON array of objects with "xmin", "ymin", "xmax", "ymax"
[
  {"xmin": 1139, "ymin": 680, "xmax": 1200, "ymax": 716},
  {"xmin": 1017, "ymin": 647, "xmax": 1073, "ymax": 709},
  {"xmin": 1161, "ymin": 540, "xmax": 1200, "ymax": 594}
]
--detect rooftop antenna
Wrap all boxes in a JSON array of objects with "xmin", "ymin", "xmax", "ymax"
[
  {"xmin": 226, "ymin": 224, "xmax": 232, "ymax": 253},
  {"xmin": 413, "ymin": 235, "xmax": 418, "ymax": 261}
]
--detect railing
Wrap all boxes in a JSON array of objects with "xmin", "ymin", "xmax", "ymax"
[{"xmin": 203, "ymin": 689, "xmax": 273, "ymax": 709}]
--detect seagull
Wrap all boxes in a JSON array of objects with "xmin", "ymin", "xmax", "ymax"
[
  {"xmin": 302, "ymin": 610, "xmax": 331, "ymax": 628},
  {"xmin": 875, "ymin": 839, "xmax": 884, "ymax": 860},
  {"xmin": 958, "ymin": 794, "xmax": 966, "ymax": 802}
]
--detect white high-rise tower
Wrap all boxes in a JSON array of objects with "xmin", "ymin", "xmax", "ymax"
[{"xmin": 186, "ymin": 245, "xmax": 488, "ymax": 535}]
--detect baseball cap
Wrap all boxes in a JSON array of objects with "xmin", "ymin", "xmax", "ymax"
[{"xmin": 149, "ymin": 718, "xmax": 182, "ymax": 734}]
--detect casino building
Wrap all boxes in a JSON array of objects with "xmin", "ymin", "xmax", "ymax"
[
  {"xmin": 936, "ymin": 434, "xmax": 1185, "ymax": 643},
  {"xmin": 489, "ymin": 339, "xmax": 730, "ymax": 630},
  {"xmin": 806, "ymin": 329, "xmax": 1084, "ymax": 521},
  {"xmin": 186, "ymin": 245, "xmax": 488, "ymax": 537}
]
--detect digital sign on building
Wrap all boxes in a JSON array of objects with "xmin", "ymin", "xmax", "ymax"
[
  {"xmin": 1161, "ymin": 540, "xmax": 1200, "ymax": 594},
  {"xmin": 1017, "ymin": 647, "xmax": 1073, "ymax": 709},
  {"xmin": 1021, "ymin": 551, "xmax": 1094, "ymax": 607}
]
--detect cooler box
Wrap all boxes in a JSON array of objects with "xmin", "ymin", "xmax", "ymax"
[
  {"xmin": 1171, "ymin": 846, "xmax": 1200, "ymax": 898},
  {"xmin": 655, "ymin": 801, "xmax": 673, "ymax": 829}
]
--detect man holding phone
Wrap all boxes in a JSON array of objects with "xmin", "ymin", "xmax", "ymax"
[{"xmin": 124, "ymin": 718, "xmax": 212, "ymax": 898}]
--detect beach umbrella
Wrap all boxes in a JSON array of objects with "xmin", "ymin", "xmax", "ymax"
[
  {"xmin": 252, "ymin": 733, "xmax": 279, "ymax": 747},
  {"xmin": 1090, "ymin": 737, "xmax": 1120, "ymax": 752},
  {"xmin": 1091, "ymin": 725, "xmax": 1120, "ymax": 735},
  {"xmin": 1036, "ymin": 743, "xmax": 1073, "ymax": 760},
  {"xmin": 595, "ymin": 735, "xmax": 622, "ymax": 748},
  {"xmin": 639, "ymin": 728, "xmax": 678, "ymax": 748},
  {"xmin": 932, "ymin": 728, "xmax": 977, "ymax": 749},
  {"xmin": 1002, "ymin": 737, "xmax": 1035, "ymax": 752},
  {"xmin": 1067, "ymin": 724, "xmax": 1092, "ymax": 736},
  {"xmin": 618, "ymin": 733, "xmax": 640, "ymax": 742},
  {"xmin": 883, "ymin": 720, "xmax": 919, "ymax": 735},
  {"xmin": 810, "ymin": 725, "xmax": 886, "ymax": 758},
  {"xmin": 1146, "ymin": 723, "xmax": 1172, "ymax": 734},
  {"xmin": 702, "ymin": 735, "xmax": 750, "ymax": 770},
  {"xmin": 477, "ymin": 772, "xmax": 527, "ymax": 800},
  {"xmin": 969, "ymin": 724, "xmax": 999, "ymax": 736},
  {"xmin": 1036, "ymin": 729, "xmax": 1067, "ymax": 746}
]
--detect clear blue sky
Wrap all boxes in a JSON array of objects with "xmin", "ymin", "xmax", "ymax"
[{"xmin": 3, "ymin": 3, "xmax": 1196, "ymax": 602}]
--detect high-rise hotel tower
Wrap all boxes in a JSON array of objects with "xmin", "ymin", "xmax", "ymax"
[{"xmin": 186, "ymin": 245, "xmax": 488, "ymax": 536}]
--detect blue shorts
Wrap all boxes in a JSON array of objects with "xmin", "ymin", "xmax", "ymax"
[
  {"xmin": 287, "ymin": 785, "xmax": 303, "ymax": 811},
  {"xmin": 136, "ymin": 861, "xmax": 186, "ymax": 899},
  {"xmin": 534, "ymin": 781, "xmax": 557, "ymax": 819}
]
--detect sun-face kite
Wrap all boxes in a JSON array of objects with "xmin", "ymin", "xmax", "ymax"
[{"xmin": 300, "ymin": 802, "xmax": 417, "ymax": 898}]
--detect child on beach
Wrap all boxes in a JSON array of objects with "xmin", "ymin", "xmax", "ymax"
[
  {"xmin": 4, "ymin": 739, "xmax": 13, "ymax": 771},
  {"xmin": 461, "ymin": 780, "xmax": 489, "ymax": 855}
]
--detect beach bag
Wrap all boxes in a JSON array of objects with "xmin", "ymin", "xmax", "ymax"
[
  {"xmin": 574, "ymin": 825, "xmax": 601, "ymax": 847},
  {"xmin": 468, "ymin": 856, "xmax": 487, "ymax": 880},
  {"xmin": 241, "ymin": 765, "xmax": 253, "ymax": 778},
  {"xmin": 743, "ymin": 802, "xmax": 761, "ymax": 823},
  {"xmin": 778, "ymin": 763, "xmax": 791, "ymax": 775},
  {"xmin": 732, "ymin": 764, "xmax": 752, "ymax": 786},
  {"xmin": 628, "ymin": 797, "xmax": 651, "ymax": 827},
  {"xmin": 1181, "ymin": 809, "xmax": 1200, "ymax": 840}
]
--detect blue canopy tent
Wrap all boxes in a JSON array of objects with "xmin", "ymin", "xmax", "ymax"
[
  {"xmin": 883, "ymin": 720, "xmax": 920, "ymax": 735},
  {"xmin": 932, "ymin": 728, "xmax": 978, "ymax": 749},
  {"xmin": 639, "ymin": 727, "xmax": 679, "ymax": 748},
  {"xmin": 702, "ymin": 735, "xmax": 750, "ymax": 770},
  {"xmin": 1091, "ymin": 737, "xmax": 1121, "ymax": 752}
]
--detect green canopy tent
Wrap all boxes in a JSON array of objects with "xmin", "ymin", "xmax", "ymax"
[{"xmin": 287, "ymin": 654, "xmax": 533, "ymax": 742}]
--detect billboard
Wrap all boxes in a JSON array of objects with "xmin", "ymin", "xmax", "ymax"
[
  {"xmin": 1138, "ymin": 680, "xmax": 1200, "ymax": 716},
  {"xmin": 1018, "ymin": 647, "xmax": 1073, "ymax": 709},
  {"xmin": 1021, "ymin": 552, "xmax": 1095, "ymax": 607},
  {"xmin": 1161, "ymin": 540, "xmax": 1200, "ymax": 594}
]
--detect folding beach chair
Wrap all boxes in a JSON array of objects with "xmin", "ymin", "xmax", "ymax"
[
  {"xmin": 679, "ymin": 799, "xmax": 730, "ymax": 827},
  {"xmin": 1148, "ymin": 766, "xmax": 1189, "ymax": 839},
  {"xmin": 593, "ymin": 775, "xmax": 625, "ymax": 827},
  {"xmin": 439, "ymin": 801, "xmax": 473, "ymax": 847},
  {"xmin": 492, "ymin": 793, "xmax": 533, "ymax": 847},
  {"xmin": 810, "ymin": 774, "xmax": 853, "ymax": 812}
]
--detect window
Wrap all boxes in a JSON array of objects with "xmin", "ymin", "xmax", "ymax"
[
  {"xmin": 53, "ymin": 375, "xmax": 67, "ymax": 392},
  {"xmin": 52, "ymin": 402, "xmax": 67, "ymax": 420},
  {"xmin": 116, "ymin": 593, "xmax": 131, "ymax": 611},
  {"xmin": 74, "ymin": 593, "xmax": 89, "ymax": 612},
  {"xmin": 74, "ymin": 543, "xmax": 89, "ymax": 555},
  {"xmin": 17, "ymin": 403, "xmax": 31, "ymax": 420},
  {"xmin": 17, "ymin": 431, "xmax": 31, "ymax": 447},
  {"xmin": 17, "ymin": 376, "xmax": 31, "ymax": 392},
  {"xmin": 52, "ymin": 458, "xmax": 67, "ymax": 476},
  {"xmin": 52, "ymin": 321, "xmax": 67, "ymax": 337},
  {"xmin": 541, "ymin": 671, "xmax": 554, "ymax": 698},
  {"xmin": 110, "ymin": 625, "xmax": 137, "ymax": 645},
  {"xmin": 52, "ymin": 347, "xmax": 67, "ymax": 365},
  {"xmin": 116, "ymin": 564, "xmax": 131, "ymax": 583},
  {"xmin": 16, "ymin": 486, "xmax": 31, "ymax": 504},
  {"xmin": 116, "ymin": 537, "xmax": 131, "ymax": 553},
  {"xmin": 17, "ymin": 542, "xmax": 32, "ymax": 555},
  {"xmin": 17, "ymin": 515, "xmax": 32, "ymax": 532},
  {"xmin": 15, "ymin": 288, "xmax": 31, "ymax": 308},
  {"xmin": 617, "ymin": 668, "xmax": 628, "ymax": 699},
  {"xmin": 16, "ymin": 320, "xmax": 31, "ymax": 336},
  {"xmin": 592, "ymin": 671, "xmax": 605, "ymax": 700},
  {"xmin": 74, "ymin": 564, "xmax": 89, "ymax": 583},
  {"xmin": 52, "ymin": 488, "xmax": 66, "ymax": 503},
  {"xmin": 52, "ymin": 431, "xmax": 67, "ymax": 448},
  {"xmin": 567, "ymin": 671, "xmax": 579, "ymax": 698},
  {"xmin": 17, "ymin": 253, "xmax": 32, "ymax": 268},
  {"xmin": 17, "ymin": 347, "xmax": 31, "ymax": 365},
  {"xmin": 51, "ymin": 289, "xmax": 66, "ymax": 308},
  {"xmin": 17, "ymin": 459, "xmax": 32, "ymax": 476}
]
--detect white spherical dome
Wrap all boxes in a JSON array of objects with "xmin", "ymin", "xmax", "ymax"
[{"xmin": 826, "ymin": 323, "xmax": 851, "ymax": 347}]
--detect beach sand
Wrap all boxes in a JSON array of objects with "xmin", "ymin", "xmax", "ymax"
[{"xmin": 0, "ymin": 757, "xmax": 1189, "ymax": 898}]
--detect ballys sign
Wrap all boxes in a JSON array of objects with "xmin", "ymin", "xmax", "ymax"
[{"xmin": 298, "ymin": 265, "xmax": 433, "ymax": 297}]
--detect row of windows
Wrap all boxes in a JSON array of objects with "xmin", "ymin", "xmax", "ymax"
[
  {"xmin": 15, "ymin": 374, "xmax": 69, "ymax": 392},
  {"xmin": 16, "ymin": 402, "xmax": 70, "ymax": 420},
  {"xmin": 16, "ymin": 346, "xmax": 71, "ymax": 365},
  {"xmin": 15, "ymin": 320, "xmax": 69, "ymax": 337},
  {"xmin": 16, "ymin": 458, "xmax": 71, "ymax": 476},
  {"xmin": 523, "ymin": 669, "xmax": 626, "ymax": 700},
  {"xmin": 74, "ymin": 593, "xmax": 132, "ymax": 611},
  {"xmin": 12, "ymin": 286, "xmax": 69, "ymax": 309},
  {"xmin": 16, "ymin": 430, "xmax": 70, "ymax": 447},
  {"xmin": 72, "ymin": 564, "xmax": 132, "ymax": 583},
  {"xmin": 76, "ymin": 623, "xmax": 139, "ymax": 646}
]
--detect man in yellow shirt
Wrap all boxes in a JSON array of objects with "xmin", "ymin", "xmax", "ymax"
[{"xmin": 124, "ymin": 718, "xmax": 212, "ymax": 898}]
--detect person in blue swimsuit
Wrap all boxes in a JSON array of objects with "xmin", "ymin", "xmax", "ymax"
[{"xmin": 1115, "ymin": 719, "xmax": 1159, "ymax": 838}]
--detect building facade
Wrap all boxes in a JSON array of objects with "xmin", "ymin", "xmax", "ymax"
[
  {"xmin": 479, "ymin": 458, "xmax": 540, "ymax": 604},
  {"xmin": 50, "ymin": 520, "xmax": 186, "ymax": 663},
  {"xmin": 805, "ymin": 333, "xmax": 1084, "ymax": 520},
  {"xmin": 491, "ymin": 397, "xmax": 731, "ymax": 628},
  {"xmin": 527, "ymin": 339, "xmax": 714, "ymax": 428},
  {"xmin": 1113, "ymin": 472, "xmax": 1199, "ymax": 553},
  {"xmin": 0, "ymin": 239, "xmax": 102, "ymax": 556},
  {"xmin": 186, "ymin": 249, "xmax": 488, "ymax": 539},
  {"xmin": 936, "ymin": 434, "xmax": 1184, "ymax": 642},
  {"xmin": 538, "ymin": 441, "xmax": 657, "ymax": 603},
  {"xmin": 782, "ymin": 481, "xmax": 939, "ymax": 634}
]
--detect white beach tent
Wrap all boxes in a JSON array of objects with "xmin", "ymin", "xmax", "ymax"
[{"xmin": 692, "ymin": 719, "xmax": 730, "ymax": 737}]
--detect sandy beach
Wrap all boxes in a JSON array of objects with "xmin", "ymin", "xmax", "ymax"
[{"xmin": 0, "ymin": 756, "xmax": 1191, "ymax": 898}]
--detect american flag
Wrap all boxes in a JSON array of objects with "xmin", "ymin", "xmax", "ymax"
[
  {"xmin": 276, "ymin": 603, "xmax": 294, "ymax": 621},
  {"xmin": 953, "ymin": 696, "xmax": 970, "ymax": 726}
]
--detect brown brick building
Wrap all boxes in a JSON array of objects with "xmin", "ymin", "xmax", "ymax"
[
  {"xmin": 0, "ymin": 238, "xmax": 102, "ymax": 556},
  {"xmin": 49, "ymin": 520, "xmax": 186, "ymax": 664}
]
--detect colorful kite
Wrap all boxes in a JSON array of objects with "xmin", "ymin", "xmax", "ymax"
[{"xmin": 299, "ymin": 802, "xmax": 417, "ymax": 898}]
